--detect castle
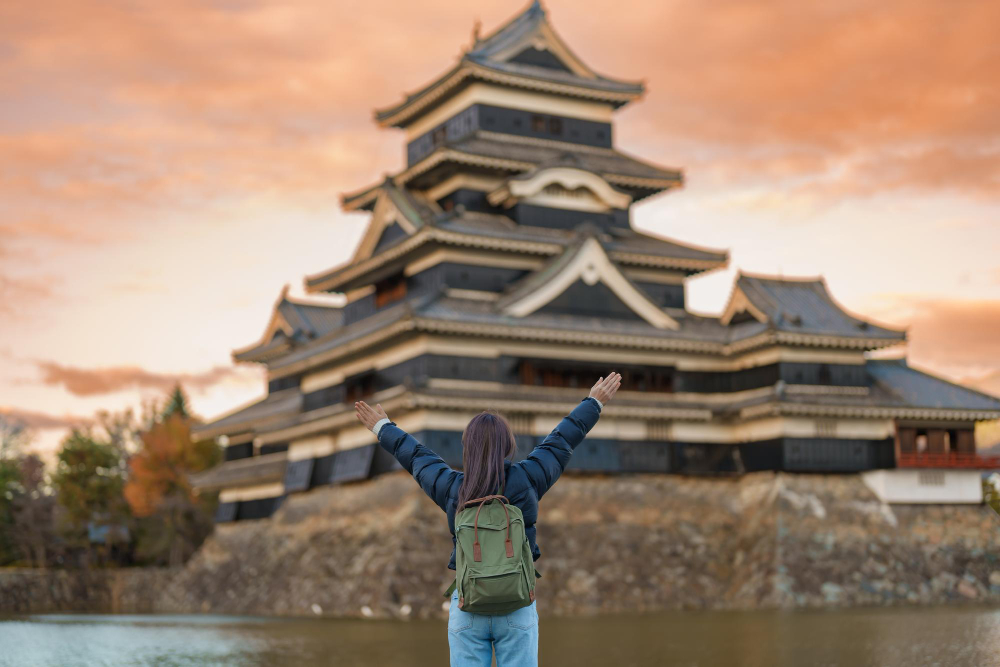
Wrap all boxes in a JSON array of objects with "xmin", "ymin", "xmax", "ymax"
[{"xmin": 192, "ymin": 2, "xmax": 1000, "ymax": 521}]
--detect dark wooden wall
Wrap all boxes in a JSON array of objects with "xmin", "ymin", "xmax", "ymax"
[{"xmin": 406, "ymin": 104, "xmax": 613, "ymax": 166}]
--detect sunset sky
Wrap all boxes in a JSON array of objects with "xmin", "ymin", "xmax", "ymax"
[{"xmin": 2, "ymin": 0, "xmax": 999, "ymax": 455}]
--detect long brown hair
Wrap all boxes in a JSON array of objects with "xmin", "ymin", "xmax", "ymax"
[{"xmin": 457, "ymin": 410, "xmax": 518, "ymax": 509}]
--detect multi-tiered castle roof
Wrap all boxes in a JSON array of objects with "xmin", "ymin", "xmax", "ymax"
[{"xmin": 192, "ymin": 2, "xmax": 1000, "ymax": 521}]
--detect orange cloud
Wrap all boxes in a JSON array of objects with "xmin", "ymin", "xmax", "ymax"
[
  {"xmin": 963, "ymin": 370, "xmax": 1000, "ymax": 400},
  {"xmin": 860, "ymin": 296, "xmax": 1000, "ymax": 378},
  {"xmin": 34, "ymin": 361, "xmax": 241, "ymax": 397},
  {"xmin": 0, "ymin": 406, "xmax": 91, "ymax": 430},
  {"xmin": 0, "ymin": 276, "xmax": 54, "ymax": 317},
  {"xmin": 903, "ymin": 299, "xmax": 1000, "ymax": 371}
]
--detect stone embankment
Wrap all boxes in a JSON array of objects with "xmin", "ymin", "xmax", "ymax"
[
  {"xmin": 0, "ymin": 568, "xmax": 173, "ymax": 615},
  {"xmin": 2, "ymin": 472, "xmax": 999, "ymax": 617}
]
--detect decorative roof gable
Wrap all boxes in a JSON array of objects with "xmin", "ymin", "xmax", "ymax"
[
  {"xmin": 468, "ymin": 1, "xmax": 598, "ymax": 81},
  {"xmin": 487, "ymin": 161, "xmax": 633, "ymax": 211},
  {"xmin": 497, "ymin": 233, "xmax": 680, "ymax": 329},
  {"xmin": 233, "ymin": 287, "xmax": 344, "ymax": 363},
  {"xmin": 397, "ymin": 132, "xmax": 683, "ymax": 199},
  {"xmin": 374, "ymin": 2, "xmax": 644, "ymax": 128},
  {"xmin": 345, "ymin": 179, "xmax": 439, "ymax": 263}
]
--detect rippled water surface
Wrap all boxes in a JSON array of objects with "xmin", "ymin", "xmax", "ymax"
[{"xmin": 2, "ymin": 606, "xmax": 999, "ymax": 666}]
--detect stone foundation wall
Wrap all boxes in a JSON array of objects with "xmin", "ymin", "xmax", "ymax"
[
  {"xmin": 0, "ymin": 568, "xmax": 174, "ymax": 615},
  {"xmin": 2, "ymin": 472, "xmax": 999, "ymax": 617}
]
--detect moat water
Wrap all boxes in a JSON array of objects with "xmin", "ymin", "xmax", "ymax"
[{"xmin": 1, "ymin": 606, "xmax": 998, "ymax": 666}]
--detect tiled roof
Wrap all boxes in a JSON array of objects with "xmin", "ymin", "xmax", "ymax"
[
  {"xmin": 276, "ymin": 300, "xmax": 344, "ymax": 340},
  {"xmin": 273, "ymin": 297, "xmax": 422, "ymax": 371},
  {"xmin": 189, "ymin": 452, "xmax": 287, "ymax": 491},
  {"xmin": 374, "ymin": 2, "xmax": 643, "ymax": 126},
  {"xmin": 434, "ymin": 211, "xmax": 565, "ymax": 243},
  {"xmin": 269, "ymin": 281, "xmax": 904, "ymax": 376},
  {"xmin": 192, "ymin": 388, "xmax": 302, "ymax": 439},
  {"xmin": 720, "ymin": 359, "xmax": 1000, "ymax": 420},
  {"xmin": 867, "ymin": 360, "xmax": 1000, "ymax": 411},
  {"xmin": 465, "ymin": 2, "xmax": 643, "ymax": 96},
  {"xmin": 386, "ymin": 180, "xmax": 438, "ymax": 226},
  {"xmin": 431, "ymin": 133, "xmax": 682, "ymax": 187},
  {"xmin": 308, "ymin": 212, "xmax": 726, "ymax": 294},
  {"xmin": 604, "ymin": 227, "xmax": 728, "ymax": 263},
  {"xmin": 233, "ymin": 291, "xmax": 345, "ymax": 363},
  {"xmin": 735, "ymin": 274, "xmax": 905, "ymax": 340},
  {"xmin": 417, "ymin": 295, "xmax": 732, "ymax": 343}
]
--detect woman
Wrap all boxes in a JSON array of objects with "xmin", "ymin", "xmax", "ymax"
[{"xmin": 354, "ymin": 371, "xmax": 621, "ymax": 667}]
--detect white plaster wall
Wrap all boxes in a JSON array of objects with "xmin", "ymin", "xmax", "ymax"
[{"xmin": 862, "ymin": 469, "xmax": 984, "ymax": 504}]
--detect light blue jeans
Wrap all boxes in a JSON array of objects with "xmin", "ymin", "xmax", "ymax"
[{"xmin": 448, "ymin": 591, "xmax": 539, "ymax": 667}]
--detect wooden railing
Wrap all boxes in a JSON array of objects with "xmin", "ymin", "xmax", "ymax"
[{"xmin": 897, "ymin": 452, "xmax": 1000, "ymax": 469}]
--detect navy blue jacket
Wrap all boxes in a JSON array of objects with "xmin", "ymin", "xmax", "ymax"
[{"xmin": 376, "ymin": 397, "xmax": 602, "ymax": 571}]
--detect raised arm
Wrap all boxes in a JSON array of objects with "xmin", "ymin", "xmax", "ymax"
[
  {"xmin": 516, "ymin": 372, "xmax": 621, "ymax": 499},
  {"xmin": 355, "ymin": 400, "xmax": 459, "ymax": 512}
]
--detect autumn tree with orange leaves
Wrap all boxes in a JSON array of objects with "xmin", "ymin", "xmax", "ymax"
[{"xmin": 123, "ymin": 386, "xmax": 221, "ymax": 566}]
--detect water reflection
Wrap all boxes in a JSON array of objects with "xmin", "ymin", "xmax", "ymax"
[{"xmin": 1, "ymin": 607, "xmax": 999, "ymax": 667}]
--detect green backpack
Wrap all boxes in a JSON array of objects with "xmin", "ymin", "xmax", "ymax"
[{"xmin": 450, "ymin": 494, "xmax": 536, "ymax": 615}]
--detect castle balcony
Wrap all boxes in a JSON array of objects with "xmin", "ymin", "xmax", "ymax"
[{"xmin": 896, "ymin": 452, "xmax": 1000, "ymax": 470}]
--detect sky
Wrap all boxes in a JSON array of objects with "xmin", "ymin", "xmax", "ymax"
[{"xmin": 1, "ymin": 0, "xmax": 999, "ymax": 456}]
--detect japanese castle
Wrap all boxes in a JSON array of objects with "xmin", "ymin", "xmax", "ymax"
[{"xmin": 192, "ymin": 2, "xmax": 1000, "ymax": 521}]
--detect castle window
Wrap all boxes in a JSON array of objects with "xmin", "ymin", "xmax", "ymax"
[
  {"xmin": 344, "ymin": 372, "xmax": 376, "ymax": 403},
  {"xmin": 531, "ymin": 114, "xmax": 546, "ymax": 132},
  {"xmin": 918, "ymin": 470, "xmax": 945, "ymax": 486},
  {"xmin": 548, "ymin": 118, "xmax": 563, "ymax": 135},
  {"xmin": 268, "ymin": 375, "xmax": 300, "ymax": 393},
  {"xmin": 432, "ymin": 127, "xmax": 446, "ymax": 147},
  {"xmin": 375, "ymin": 273, "xmax": 407, "ymax": 308},
  {"xmin": 224, "ymin": 442, "xmax": 254, "ymax": 461},
  {"xmin": 303, "ymin": 385, "xmax": 341, "ymax": 412},
  {"xmin": 516, "ymin": 360, "xmax": 672, "ymax": 393},
  {"xmin": 259, "ymin": 442, "xmax": 289, "ymax": 456}
]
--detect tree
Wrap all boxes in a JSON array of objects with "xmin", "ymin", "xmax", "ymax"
[
  {"xmin": 10, "ymin": 455, "xmax": 59, "ymax": 568},
  {"xmin": 124, "ymin": 414, "xmax": 220, "ymax": 566},
  {"xmin": 0, "ymin": 413, "xmax": 30, "ymax": 460},
  {"xmin": 51, "ymin": 430, "xmax": 130, "ymax": 566},
  {"xmin": 0, "ymin": 456, "xmax": 19, "ymax": 565},
  {"xmin": 162, "ymin": 385, "xmax": 192, "ymax": 421},
  {"xmin": 0, "ymin": 414, "xmax": 32, "ymax": 565},
  {"xmin": 94, "ymin": 407, "xmax": 145, "ymax": 456}
]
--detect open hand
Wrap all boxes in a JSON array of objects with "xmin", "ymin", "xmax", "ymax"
[
  {"xmin": 354, "ymin": 400, "xmax": 388, "ymax": 431},
  {"xmin": 589, "ymin": 372, "xmax": 622, "ymax": 405}
]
